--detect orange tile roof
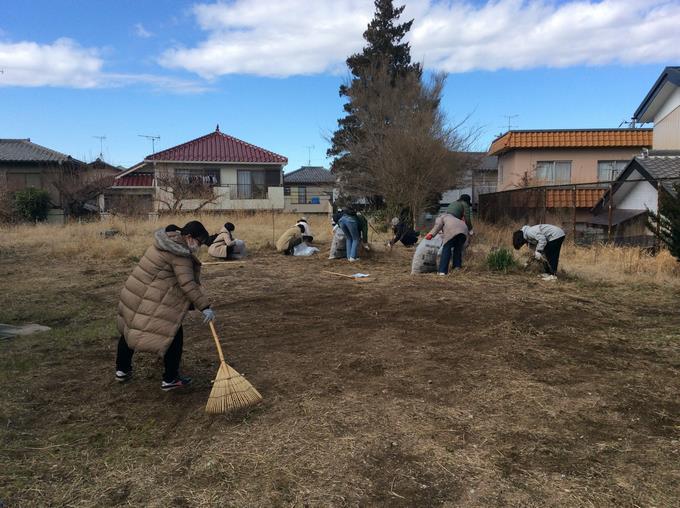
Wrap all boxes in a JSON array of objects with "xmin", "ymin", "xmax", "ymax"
[
  {"xmin": 488, "ymin": 129, "xmax": 652, "ymax": 156},
  {"xmin": 546, "ymin": 188, "xmax": 605, "ymax": 208}
]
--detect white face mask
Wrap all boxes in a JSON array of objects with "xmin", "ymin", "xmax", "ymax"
[{"xmin": 186, "ymin": 236, "xmax": 201, "ymax": 253}]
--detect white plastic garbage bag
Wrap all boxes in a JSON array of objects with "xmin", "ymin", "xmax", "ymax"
[
  {"xmin": 293, "ymin": 242, "xmax": 320, "ymax": 257},
  {"xmin": 230, "ymin": 239, "xmax": 248, "ymax": 260},
  {"xmin": 329, "ymin": 227, "xmax": 347, "ymax": 259},
  {"xmin": 411, "ymin": 236, "xmax": 443, "ymax": 274}
]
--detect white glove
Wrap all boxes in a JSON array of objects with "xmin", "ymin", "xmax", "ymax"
[
  {"xmin": 364, "ymin": 244, "xmax": 371, "ymax": 251},
  {"xmin": 534, "ymin": 250, "xmax": 543, "ymax": 261},
  {"xmin": 469, "ymin": 230, "xmax": 474, "ymax": 236},
  {"xmin": 202, "ymin": 308, "xmax": 215, "ymax": 323}
]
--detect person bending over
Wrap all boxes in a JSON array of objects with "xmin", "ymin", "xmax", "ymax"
[
  {"xmin": 513, "ymin": 224, "xmax": 565, "ymax": 277},
  {"xmin": 425, "ymin": 213, "xmax": 469, "ymax": 275},
  {"xmin": 115, "ymin": 221, "xmax": 215, "ymax": 391},
  {"xmin": 388, "ymin": 217, "xmax": 418, "ymax": 247}
]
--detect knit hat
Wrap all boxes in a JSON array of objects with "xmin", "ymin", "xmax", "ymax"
[{"xmin": 391, "ymin": 217, "xmax": 399, "ymax": 226}]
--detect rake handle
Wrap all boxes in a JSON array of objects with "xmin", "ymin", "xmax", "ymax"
[{"xmin": 209, "ymin": 321, "xmax": 226, "ymax": 364}]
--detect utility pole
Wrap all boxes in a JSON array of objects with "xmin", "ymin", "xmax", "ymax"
[
  {"xmin": 305, "ymin": 145, "xmax": 315, "ymax": 166},
  {"xmin": 138, "ymin": 134, "xmax": 160, "ymax": 154},
  {"xmin": 93, "ymin": 135, "xmax": 106, "ymax": 159}
]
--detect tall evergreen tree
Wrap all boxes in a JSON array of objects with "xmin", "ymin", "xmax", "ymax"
[{"xmin": 327, "ymin": 0, "xmax": 420, "ymax": 176}]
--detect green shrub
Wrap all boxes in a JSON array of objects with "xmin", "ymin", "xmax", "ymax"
[
  {"xmin": 487, "ymin": 247, "xmax": 517, "ymax": 272},
  {"xmin": 13, "ymin": 188, "xmax": 51, "ymax": 222}
]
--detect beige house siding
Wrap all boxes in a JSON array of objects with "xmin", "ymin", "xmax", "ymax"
[
  {"xmin": 150, "ymin": 161, "xmax": 284, "ymax": 211},
  {"xmin": 653, "ymin": 105, "xmax": 680, "ymax": 150},
  {"xmin": 284, "ymin": 184, "xmax": 333, "ymax": 214},
  {"xmin": 497, "ymin": 148, "xmax": 645, "ymax": 190},
  {"xmin": 1, "ymin": 164, "xmax": 66, "ymax": 205}
]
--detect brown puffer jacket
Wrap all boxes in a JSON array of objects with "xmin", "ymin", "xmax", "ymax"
[
  {"xmin": 117, "ymin": 229, "xmax": 210, "ymax": 354},
  {"xmin": 207, "ymin": 226, "xmax": 236, "ymax": 259}
]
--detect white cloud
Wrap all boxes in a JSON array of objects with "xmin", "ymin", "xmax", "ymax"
[
  {"xmin": 0, "ymin": 37, "xmax": 208, "ymax": 92},
  {"xmin": 134, "ymin": 23, "xmax": 154, "ymax": 39},
  {"xmin": 0, "ymin": 38, "xmax": 104, "ymax": 87},
  {"xmin": 159, "ymin": 0, "xmax": 680, "ymax": 78}
]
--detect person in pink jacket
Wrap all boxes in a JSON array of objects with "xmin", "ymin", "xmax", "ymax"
[{"xmin": 425, "ymin": 213, "xmax": 469, "ymax": 275}]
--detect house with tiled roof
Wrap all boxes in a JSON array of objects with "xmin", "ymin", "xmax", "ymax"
[
  {"xmin": 0, "ymin": 138, "xmax": 91, "ymax": 220},
  {"xmin": 283, "ymin": 166, "xmax": 335, "ymax": 214},
  {"xmin": 116, "ymin": 126, "xmax": 288, "ymax": 212},
  {"xmin": 588, "ymin": 67, "xmax": 680, "ymax": 243},
  {"xmin": 490, "ymin": 128, "xmax": 652, "ymax": 191},
  {"xmin": 439, "ymin": 152, "xmax": 498, "ymax": 209}
]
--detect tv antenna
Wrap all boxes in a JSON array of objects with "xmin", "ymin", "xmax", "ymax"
[
  {"xmin": 92, "ymin": 135, "xmax": 106, "ymax": 159},
  {"xmin": 305, "ymin": 145, "xmax": 315, "ymax": 166},
  {"xmin": 138, "ymin": 134, "xmax": 160, "ymax": 154},
  {"xmin": 503, "ymin": 114, "xmax": 519, "ymax": 131}
]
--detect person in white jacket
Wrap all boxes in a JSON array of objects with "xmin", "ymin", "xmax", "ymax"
[{"xmin": 513, "ymin": 224, "xmax": 565, "ymax": 276}]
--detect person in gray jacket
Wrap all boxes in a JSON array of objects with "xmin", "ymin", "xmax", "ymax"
[{"xmin": 513, "ymin": 224, "xmax": 566, "ymax": 275}]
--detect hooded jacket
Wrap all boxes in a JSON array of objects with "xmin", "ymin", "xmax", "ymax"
[
  {"xmin": 276, "ymin": 226, "xmax": 303, "ymax": 252},
  {"xmin": 521, "ymin": 224, "xmax": 565, "ymax": 252},
  {"xmin": 428, "ymin": 213, "xmax": 469, "ymax": 244},
  {"xmin": 117, "ymin": 229, "xmax": 210, "ymax": 354},
  {"xmin": 208, "ymin": 226, "xmax": 236, "ymax": 259}
]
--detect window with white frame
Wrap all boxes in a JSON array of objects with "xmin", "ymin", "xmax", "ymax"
[
  {"xmin": 597, "ymin": 160, "xmax": 628, "ymax": 183},
  {"xmin": 535, "ymin": 161, "xmax": 571, "ymax": 184}
]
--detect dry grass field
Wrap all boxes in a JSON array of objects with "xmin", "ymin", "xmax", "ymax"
[{"xmin": 1, "ymin": 214, "xmax": 679, "ymax": 507}]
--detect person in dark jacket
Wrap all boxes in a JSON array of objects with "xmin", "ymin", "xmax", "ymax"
[
  {"xmin": 388, "ymin": 217, "xmax": 418, "ymax": 247},
  {"xmin": 446, "ymin": 194, "xmax": 473, "ymax": 234},
  {"xmin": 513, "ymin": 224, "xmax": 566, "ymax": 277}
]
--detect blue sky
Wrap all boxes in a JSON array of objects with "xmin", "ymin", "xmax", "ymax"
[{"xmin": 1, "ymin": 0, "xmax": 679, "ymax": 170}]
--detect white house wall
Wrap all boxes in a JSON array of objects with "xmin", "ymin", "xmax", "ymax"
[
  {"xmin": 654, "ymin": 86, "xmax": 680, "ymax": 124},
  {"xmin": 614, "ymin": 170, "xmax": 658, "ymax": 212},
  {"xmin": 653, "ymin": 105, "xmax": 680, "ymax": 150}
]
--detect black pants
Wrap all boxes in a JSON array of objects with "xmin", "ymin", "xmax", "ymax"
[
  {"xmin": 543, "ymin": 236, "xmax": 564, "ymax": 274},
  {"xmin": 116, "ymin": 326, "xmax": 184, "ymax": 382},
  {"xmin": 284, "ymin": 237, "xmax": 303, "ymax": 255}
]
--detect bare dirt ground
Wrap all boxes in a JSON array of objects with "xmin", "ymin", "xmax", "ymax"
[{"xmin": 1, "ymin": 242, "xmax": 679, "ymax": 507}]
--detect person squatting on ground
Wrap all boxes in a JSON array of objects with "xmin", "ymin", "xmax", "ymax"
[
  {"xmin": 115, "ymin": 221, "xmax": 216, "ymax": 391},
  {"xmin": 207, "ymin": 222, "xmax": 237, "ymax": 260},
  {"xmin": 296, "ymin": 217, "xmax": 314, "ymax": 243},
  {"xmin": 337, "ymin": 208, "xmax": 369, "ymax": 261},
  {"xmin": 513, "ymin": 224, "xmax": 566, "ymax": 277},
  {"xmin": 426, "ymin": 213, "xmax": 469, "ymax": 275},
  {"xmin": 388, "ymin": 217, "xmax": 418, "ymax": 247},
  {"xmin": 276, "ymin": 223, "xmax": 305, "ymax": 255}
]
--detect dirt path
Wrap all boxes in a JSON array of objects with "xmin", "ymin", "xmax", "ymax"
[{"xmin": 1, "ymin": 246, "xmax": 679, "ymax": 506}]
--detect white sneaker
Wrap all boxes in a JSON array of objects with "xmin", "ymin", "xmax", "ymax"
[
  {"xmin": 437, "ymin": 272, "xmax": 447, "ymax": 276},
  {"xmin": 348, "ymin": 258, "xmax": 359, "ymax": 262}
]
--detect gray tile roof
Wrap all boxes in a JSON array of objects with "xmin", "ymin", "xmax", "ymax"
[
  {"xmin": 635, "ymin": 154, "xmax": 680, "ymax": 194},
  {"xmin": 284, "ymin": 166, "xmax": 335, "ymax": 184},
  {"xmin": 0, "ymin": 139, "xmax": 72, "ymax": 163}
]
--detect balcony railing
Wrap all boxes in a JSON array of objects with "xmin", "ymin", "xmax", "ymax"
[{"xmin": 215, "ymin": 184, "xmax": 271, "ymax": 200}]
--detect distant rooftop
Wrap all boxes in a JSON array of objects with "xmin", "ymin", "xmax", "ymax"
[
  {"xmin": 489, "ymin": 129, "xmax": 653, "ymax": 156},
  {"xmin": 284, "ymin": 166, "xmax": 335, "ymax": 184},
  {"xmin": 0, "ymin": 138, "xmax": 74, "ymax": 163},
  {"xmin": 145, "ymin": 125, "xmax": 287, "ymax": 164}
]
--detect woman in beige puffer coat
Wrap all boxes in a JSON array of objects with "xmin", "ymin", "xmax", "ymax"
[
  {"xmin": 208, "ymin": 222, "xmax": 237, "ymax": 259},
  {"xmin": 115, "ymin": 221, "xmax": 215, "ymax": 391}
]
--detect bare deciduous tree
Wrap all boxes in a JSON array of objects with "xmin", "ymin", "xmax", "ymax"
[
  {"xmin": 338, "ymin": 59, "xmax": 477, "ymax": 222},
  {"xmin": 52, "ymin": 168, "xmax": 115, "ymax": 217},
  {"xmin": 155, "ymin": 172, "xmax": 220, "ymax": 213}
]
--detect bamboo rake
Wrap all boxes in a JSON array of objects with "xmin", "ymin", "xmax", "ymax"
[{"xmin": 205, "ymin": 322, "xmax": 262, "ymax": 414}]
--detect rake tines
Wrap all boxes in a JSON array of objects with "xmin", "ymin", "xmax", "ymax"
[{"xmin": 206, "ymin": 322, "xmax": 262, "ymax": 415}]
